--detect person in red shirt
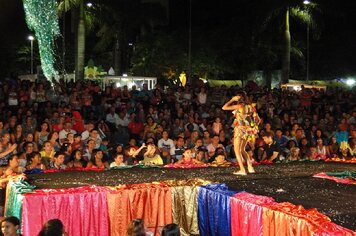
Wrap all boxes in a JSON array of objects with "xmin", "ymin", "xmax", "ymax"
[{"xmin": 128, "ymin": 113, "xmax": 144, "ymax": 140}]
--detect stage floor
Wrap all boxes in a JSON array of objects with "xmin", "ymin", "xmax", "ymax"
[{"xmin": 27, "ymin": 162, "xmax": 356, "ymax": 231}]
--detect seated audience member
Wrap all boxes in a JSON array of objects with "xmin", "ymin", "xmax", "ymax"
[
  {"xmin": 82, "ymin": 139, "xmax": 95, "ymax": 162},
  {"xmin": 261, "ymin": 132, "xmax": 281, "ymax": 162},
  {"xmin": 1, "ymin": 154, "xmax": 25, "ymax": 179},
  {"xmin": 175, "ymin": 149, "xmax": 202, "ymax": 165},
  {"xmin": 338, "ymin": 141, "xmax": 351, "ymax": 159},
  {"xmin": 48, "ymin": 152, "xmax": 66, "ymax": 170},
  {"xmin": 274, "ymin": 128, "xmax": 288, "ymax": 148},
  {"xmin": 305, "ymin": 146, "xmax": 318, "ymax": 160},
  {"xmin": 26, "ymin": 152, "xmax": 45, "ymax": 170},
  {"xmin": 126, "ymin": 143, "xmax": 146, "ymax": 165},
  {"xmin": 71, "ymin": 134, "xmax": 83, "ymax": 151},
  {"xmin": 142, "ymin": 142, "xmax": 163, "ymax": 165},
  {"xmin": 327, "ymin": 136, "xmax": 339, "ymax": 158},
  {"xmin": 173, "ymin": 137, "xmax": 185, "ymax": 162},
  {"xmin": 39, "ymin": 141, "xmax": 56, "ymax": 168},
  {"xmin": 288, "ymin": 147, "xmax": 301, "ymax": 162},
  {"xmin": 66, "ymin": 149, "xmax": 87, "ymax": 168},
  {"xmin": 86, "ymin": 149, "xmax": 109, "ymax": 169},
  {"xmin": 161, "ymin": 223, "xmax": 181, "ymax": 236},
  {"xmin": 0, "ymin": 216, "xmax": 22, "ymax": 236},
  {"xmin": 206, "ymin": 135, "xmax": 225, "ymax": 159},
  {"xmin": 281, "ymin": 140, "xmax": 298, "ymax": 160},
  {"xmin": 0, "ymin": 137, "xmax": 17, "ymax": 166},
  {"xmin": 157, "ymin": 130, "xmax": 175, "ymax": 164},
  {"xmin": 38, "ymin": 219, "xmax": 68, "ymax": 236},
  {"xmin": 349, "ymin": 137, "xmax": 356, "ymax": 157},
  {"xmin": 298, "ymin": 138, "xmax": 310, "ymax": 159},
  {"xmin": 59, "ymin": 142, "xmax": 73, "ymax": 164},
  {"xmin": 195, "ymin": 148, "xmax": 208, "ymax": 163},
  {"xmin": 315, "ymin": 137, "xmax": 330, "ymax": 158},
  {"xmin": 47, "ymin": 131, "xmax": 61, "ymax": 152},
  {"xmin": 109, "ymin": 153, "xmax": 126, "ymax": 167},
  {"xmin": 210, "ymin": 154, "xmax": 232, "ymax": 167}
]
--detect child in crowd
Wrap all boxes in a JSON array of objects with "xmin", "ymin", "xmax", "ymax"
[{"xmin": 110, "ymin": 153, "xmax": 126, "ymax": 167}]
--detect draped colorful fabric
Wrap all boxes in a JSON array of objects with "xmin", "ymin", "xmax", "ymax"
[
  {"xmin": 230, "ymin": 192, "xmax": 275, "ymax": 236},
  {"xmin": 198, "ymin": 184, "xmax": 237, "ymax": 236},
  {"xmin": 325, "ymin": 158, "xmax": 356, "ymax": 164},
  {"xmin": 5, "ymin": 179, "xmax": 355, "ymax": 236},
  {"xmin": 21, "ymin": 186, "xmax": 110, "ymax": 236},
  {"xmin": 229, "ymin": 192, "xmax": 356, "ymax": 236},
  {"xmin": 5, "ymin": 180, "xmax": 35, "ymax": 221},
  {"xmin": 313, "ymin": 172, "xmax": 356, "ymax": 184},
  {"xmin": 171, "ymin": 185, "xmax": 199, "ymax": 236},
  {"xmin": 107, "ymin": 183, "xmax": 172, "ymax": 236}
]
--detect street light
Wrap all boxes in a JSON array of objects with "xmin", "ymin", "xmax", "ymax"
[
  {"xmin": 28, "ymin": 35, "xmax": 34, "ymax": 74},
  {"xmin": 303, "ymin": 1, "xmax": 310, "ymax": 81}
]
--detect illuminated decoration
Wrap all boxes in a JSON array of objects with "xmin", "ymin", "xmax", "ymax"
[
  {"xmin": 346, "ymin": 78, "xmax": 355, "ymax": 87},
  {"xmin": 22, "ymin": 0, "xmax": 60, "ymax": 80},
  {"xmin": 179, "ymin": 72, "xmax": 187, "ymax": 87},
  {"xmin": 84, "ymin": 59, "xmax": 106, "ymax": 79}
]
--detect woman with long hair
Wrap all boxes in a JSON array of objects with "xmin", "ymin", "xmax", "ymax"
[{"xmin": 222, "ymin": 92, "xmax": 260, "ymax": 175}]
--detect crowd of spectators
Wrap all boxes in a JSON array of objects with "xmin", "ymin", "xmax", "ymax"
[{"xmin": 0, "ymin": 76, "xmax": 355, "ymax": 178}]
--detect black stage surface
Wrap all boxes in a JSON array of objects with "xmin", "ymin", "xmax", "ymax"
[{"xmin": 27, "ymin": 162, "xmax": 356, "ymax": 231}]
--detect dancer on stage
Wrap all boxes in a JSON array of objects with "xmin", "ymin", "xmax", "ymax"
[{"xmin": 222, "ymin": 92, "xmax": 260, "ymax": 175}]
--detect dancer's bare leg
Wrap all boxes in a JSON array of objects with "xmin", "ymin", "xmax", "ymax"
[
  {"xmin": 241, "ymin": 140, "xmax": 255, "ymax": 173},
  {"xmin": 233, "ymin": 135, "xmax": 247, "ymax": 175}
]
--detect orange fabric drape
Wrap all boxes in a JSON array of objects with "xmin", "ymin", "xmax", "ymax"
[{"xmin": 107, "ymin": 183, "xmax": 172, "ymax": 236}]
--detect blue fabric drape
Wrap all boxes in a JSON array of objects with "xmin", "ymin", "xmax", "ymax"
[{"xmin": 198, "ymin": 184, "xmax": 237, "ymax": 236}]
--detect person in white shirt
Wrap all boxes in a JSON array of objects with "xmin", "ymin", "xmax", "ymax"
[
  {"xmin": 157, "ymin": 130, "xmax": 175, "ymax": 164},
  {"xmin": 81, "ymin": 122, "xmax": 95, "ymax": 142},
  {"xmin": 117, "ymin": 110, "xmax": 130, "ymax": 127},
  {"xmin": 88, "ymin": 129, "xmax": 102, "ymax": 149},
  {"xmin": 106, "ymin": 106, "xmax": 119, "ymax": 129},
  {"xmin": 109, "ymin": 153, "xmax": 126, "ymax": 167},
  {"xmin": 58, "ymin": 121, "xmax": 77, "ymax": 144}
]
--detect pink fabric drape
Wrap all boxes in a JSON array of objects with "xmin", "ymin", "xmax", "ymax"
[
  {"xmin": 230, "ymin": 192, "xmax": 275, "ymax": 236},
  {"xmin": 230, "ymin": 192, "xmax": 355, "ymax": 236},
  {"xmin": 107, "ymin": 183, "xmax": 173, "ymax": 236},
  {"xmin": 21, "ymin": 186, "xmax": 110, "ymax": 236},
  {"xmin": 313, "ymin": 173, "xmax": 356, "ymax": 185}
]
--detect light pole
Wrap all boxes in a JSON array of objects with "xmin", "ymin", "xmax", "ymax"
[
  {"xmin": 28, "ymin": 35, "xmax": 34, "ymax": 74},
  {"xmin": 303, "ymin": 0, "xmax": 310, "ymax": 81}
]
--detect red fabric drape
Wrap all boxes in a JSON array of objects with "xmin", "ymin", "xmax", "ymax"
[{"xmin": 21, "ymin": 186, "xmax": 110, "ymax": 236}]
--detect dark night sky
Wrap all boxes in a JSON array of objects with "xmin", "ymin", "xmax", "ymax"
[{"xmin": 0, "ymin": 0, "xmax": 356, "ymax": 77}]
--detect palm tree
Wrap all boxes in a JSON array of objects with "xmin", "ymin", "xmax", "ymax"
[
  {"xmin": 58, "ymin": 0, "xmax": 95, "ymax": 81},
  {"xmin": 258, "ymin": 1, "xmax": 320, "ymax": 83},
  {"xmin": 93, "ymin": 0, "xmax": 165, "ymax": 75}
]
